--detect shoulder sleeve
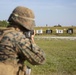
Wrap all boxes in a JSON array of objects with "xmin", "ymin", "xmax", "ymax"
[{"xmin": 16, "ymin": 36, "xmax": 45, "ymax": 65}]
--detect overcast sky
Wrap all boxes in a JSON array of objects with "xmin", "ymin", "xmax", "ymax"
[{"xmin": 0, "ymin": 0, "xmax": 76, "ymax": 26}]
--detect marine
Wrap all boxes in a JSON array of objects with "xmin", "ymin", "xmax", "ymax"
[{"xmin": 0, "ymin": 6, "xmax": 45, "ymax": 75}]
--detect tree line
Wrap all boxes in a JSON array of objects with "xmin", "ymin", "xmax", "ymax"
[{"xmin": 0, "ymin": 20, "xmax": 9, "ymax": 27}]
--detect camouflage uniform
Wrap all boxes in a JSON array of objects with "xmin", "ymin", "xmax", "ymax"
[{"xmin": 0, "ymin": 28, "xmax": 45, "ymax": 65}]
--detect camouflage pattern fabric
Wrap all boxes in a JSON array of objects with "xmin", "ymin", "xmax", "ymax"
[
  {"xmin": 8, "ymin": 6, "xmax": 35, "ymax": 30},
  {"xmin": 0, "ymin": 28, "xmax": 45, "ymax": 65}
]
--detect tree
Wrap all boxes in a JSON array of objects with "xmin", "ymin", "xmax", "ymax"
[{"xmin": 0, "ymin": 20, "xmax": 9, "ymax": 27}]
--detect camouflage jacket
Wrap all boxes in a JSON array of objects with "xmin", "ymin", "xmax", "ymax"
[{"xmin": 0, "ymin": 28, "xmax": 45, "ymax": 65}]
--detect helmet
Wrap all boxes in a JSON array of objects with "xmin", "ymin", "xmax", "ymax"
[{"xmin": 8, "ymin": 6, "xmax": 35, "ymax": 30}]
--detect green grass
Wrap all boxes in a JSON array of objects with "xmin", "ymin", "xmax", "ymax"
[{"xmin": 25, "ymin": 39, "xmax": 76, "ymax": 75}]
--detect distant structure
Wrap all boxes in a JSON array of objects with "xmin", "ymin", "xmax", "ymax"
[
  {"xmin": 67, "ymin": 28, "xmax": 73, "ymax": 34},
  {"xmin": 46, "ymin": 29, "xmax": 52, "ymax": 34},
  {"xmin": 56, "ymin": 29, "xmax": 63, "ymax": 34},
  {"xmin": 46, "ymin": 24, "xmax": 48, "ymax": 27},
  {"xmin": 36, "ymin": 29, "xmax": 43, "ymax": 35}
]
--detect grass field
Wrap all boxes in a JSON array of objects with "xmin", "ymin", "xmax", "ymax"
[{"xmin": 25, "ymin": 39, "xmax": 76, "ymax": 75}]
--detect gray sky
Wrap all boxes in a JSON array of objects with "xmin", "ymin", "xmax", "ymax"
[{"xmin": 0, "ymin": 0, "xmax": 76, "ymax": 26}]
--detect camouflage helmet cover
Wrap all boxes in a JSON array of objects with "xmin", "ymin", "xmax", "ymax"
[{"xmin": 8, "ymin": 6, "xmax": 35, "ymax": 30}]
